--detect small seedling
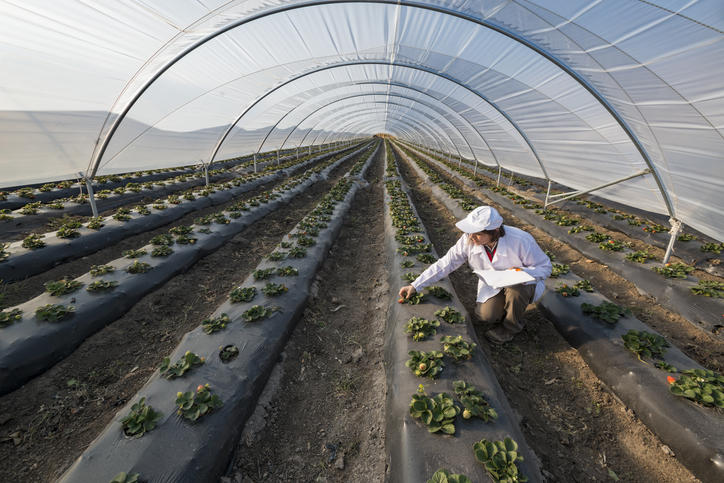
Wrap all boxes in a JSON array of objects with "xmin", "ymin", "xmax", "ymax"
[
  {"xmin": 202, "ymin": 314, "xmax": 230, "ymax": 334},
  {"xmin": 653, "ymin": 263, "xmax": 693, "ymax": 279},
  {"xmin": 0, "ymin": 308, "xmax": 22, "ymax": 328},
  {"xmin": 126, "ymin": 261, "xmax": 151, "ymax": 274},
  {"xmin": 690, "ymin": 280, "xmax": 723, "ymax": 298},
  {"xmin": 453, "ymin": 380, "xmax": 497, "ymax": 422},
  {"xmin": 113, "ymin": 208, "xmax": 132, "ymax": 222},
  {"xmin": 441, "ymin": 336, "xmax": 476, "ymax": 361},
  {"xmin": 169, "ymin": 225, "xmax": 193, "ymax": 235},
  {"xmin": 86, "ymin": 217, "xmax": 104, "ymax": 230},
  {"xmin": 409, "ymin": 385, "xmax": 459, "ymax": 434},
  {"xmin": 242, "ymin": 305, "xmax": 274, "ymax": 322},
  {"xmin": 427, "ymin": 286, "xmax": 451, "ymax": 299},
  {"xmin": 90, "ymin": 264, "xmax": 114, "ymax": 276},
  {"xmin": 289, "ymin": 246, "xmax": 307, "ymax": 258},
  {"xmin": 123, "ymin": 249, "xmax": 147, "ymax": 259},
  {"xmin": 175, "ymin": 384, "xmax": 223, "ymax": 422},
  {"xmin": 550, "ymin": 263, "xmax": 569, "ymax": 278},
  {"xmin": 262, "ymin": 282, "xmax": 288, "ymax": 296},
  {"xmin": 581, "ymin": 301, "xmax": 630, "ymax": 324},
  {"xmin": 135, "ymin": 205, "xmax": 150, "ymax": 216},
  {"xmin": 230, "ymin": 286, "xmax": 256, "ymax": 303},
  {"xmin": 86, "ymin": 280, "xmax": 118, "ymax": 292},
  {"xmin": 213, "ymin": 213, "xmax": 229, "ymax": 225},
  {"xmin": 555, "ymin": 284, "xmax": 579, "ymax": 297},
  {"xmin": 36, "ymin": 304, "xmax": 75, "ymax": 322},
  {"xmin": 669, "ymin": 369, "xmax": 724, "ymax": 408},
  {"xmin": 121, "ymin": 397, "xmax": 162, "ymax": 438},
  {"xmin": 574, "ymin": 279, "xmax": 594, "ymax": 292},
  {"xmin": 22, "ymin": 234, "xmax": 46, "ymax": 250},
  {"xmin": 276, "ymin": 266, "xmax": 299, "ymax": 276},
  {"xmin": 622, "ymin": 330, "xmax": 669, "ymax": 362},
  {"xmin": 175, "ymin": 234, "xmax": 197, "ymax": 245},
  {"xmin": 56, "ymin": 224, "xmax": 81, "ymax": 239},
  {"xmin": 434, "ymin": 306, "xmax": 464, "ymax": 324},
  {"xmin": 150, "ymin": 234, "xmax": 174, "ymax": 246},
  {"xmin": 473, "ymin": 437, "xmax": 527, "ymax": 483},
  {"xmin": 219, "ymin": 345, "xmax": 239, "ymax": 363},
  {"xmin": 655, "ymin": 361, "xmax": 678, "ymax": 373},
  {"xmin": 253, "ymin": 268, "xmax": 275, "ymax": 280},
  {"xmin": 405, "ymin": 316, "xmax": 440, "ymax": 341},
  {"xmin": 151, "ymin": 245, "xmax": 173, "ymax": 257},
  {"xmin": 160, "ymin": 351, "xmax": 205, "ymax": 379},
  {"xmin": 426, "ymin": 469, "xmax": 472, "ymax": 483},
  {"xmin": 45, "ymin": 278, "xmax": 83, "ymax": 296},
  {"xmin": 406, "ymin": 350, "xmax": 445, "ymax": 378}
]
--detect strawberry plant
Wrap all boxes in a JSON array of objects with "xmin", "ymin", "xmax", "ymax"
[
  {"xmin": 581, "ymin": 301, "xmax": 630, "ymax": 324},
  {"xmin": 653, "ymin": 262, "xmax": 693, "ymax": 279},
  {"xmin": 289, "ymin": 246, "xmax": 306, "ymax": 258},
  {"xmin": 417, "ymin": 253, "xmax": 436, "ymax": 264},
  {"xmin": 280, "ymin": 241, "xmax": 292, "ymax": 249},
  {"xmin": 453, "ymin": 380, "xmax": 497, "ymax": 422},
  {"xmin": 550, "ymin": 263, "xmax": 569, "ymax": 278},
  {"xmin": 150, "ymin": 234, "xmax": 174, "ymax": 246},
  {"xmin": 643, "ymin": 223, "xmax": 667, "ymax": 234},
  {"xmin": 554, "ymin": 215, "xmax": 578, "ymax": 226},
  {"xmin": 86, "ymin": 280, "xmax": 119, "ymax": 292},
  {"xmin": 677, "ymin": 232, "xmax": 696, "ymax": 242},
  {"xmin": 127, "ymin": 261, "xmax": 151, "ymax": 274},
  {"xmin": 202, "ymin": 314, "xmax": 230, "ymax": 334},
  {"xmin": 262, "ymin": 282, "xmax": 288, "ymax": 296},
  {"xmin": 622, "ymin": 330, "xmax": 669, "ymax": 361},
  {"xmin": 585, "ymin": 232, "xmax": 610, "ymax": 243},
  {"xmin": 20, "ymin": 202, "xmax": 41, "ymax": 215},
  {"xmin": 427, "ymin": 469, "xmax": 471, "ymax": 483},
  {"xmin": 160, "ymin": 351, "xmax": 205, "ymax": 379},
  {"xmin": 568, "ymin": 224, "xmax": 594, "ymax": 234},
  {"xmin": 219, "ymin": 344, "xmax": 239, "ymax": 363},
  {"xmin": 473, "ymin": 437, "xmax": 527, "ymax": 483},
  {"xmin": 406, "ymin": 350, "xmax": 445, "ymax": 378},
  {"xmin": 690, "ymin": 280, "xmax": 723, "ymax": 298},
  {"xmin": 296, "ymin": 235, "xmax": 316, "ymax": 247},
  {"xmin": 152, "ymin": 203, "xmax": 167, "ymax": 210},
  {"xmin": 253, "ymin": 268, "xmax": 275, "ymax": 280},
  {"xmin": 230, "ymin": 286, "xmax": 256, "ymax": 303},
  {"xmin": 17, "ymin": 187, "xmax": 35, "ymax": 199},
  {"xmin": 213, "ymin": 213, "xmax": 229, "ymax": 225},
  {"xmin": 243, "ymin": 305, "xmax": 274, "ymax": 322},
  {"xmin": 400, "ymin": 260, "xmax": 415, "ymax": 269},
  {"xmin": 655, "ymin": 361, "xmax": 677, "ymax": 373},
  {"xmin": 441, "ymin": 336, "xmax": 476, "ymax": 361},
  {"xmin": 151, "ymin": 245, "xmax": 173, "ymax": 257},
  {"xmin": 169, "ymin": 225, "xmax": 193, "ymax": 235},
  {"xmin": 121, "ymin": 397, "xmax": 162, "ymax": 438},
  {"xmin": 435, "ymin": 306, "xmax": 464, "ymax": 324},
  {"xmin": 0, "ymin": 210, "xmax": 12, "ymax": 222},
  {"xmin": 700, "ymin": 242, "xmax": 724, "ymax": 254},
  {"xmin": 409, "ymin": 385, "xmax": 459, "ymax": 434},
  {"xmin": 669, "ymin": 369, "xmax": 724, "ymax": 408},
  {"xmin": 402, "ymin": 272, "xmax": 420, "ymax": 283},
  {"xmin": 56, "ymin": 223, "xmax": 81, "ymax": 239},
  {"xmin": 555, "ymin": 284, "xmax": 579, "ymax": 297},
  {"xmin": 45, "ymin": 278, "xmax": 83, "ymax": 296},
  {"xmin": 0, "ymin": 243, "xmax": 8, "ymax": 262},
  {"xmin": 175, "ymin": 234, "xmax": 197, "ymax": 245},
  {"xmin": 599, "ymin": 239, "xmax": 626, "ymax": 251},
  {"xmin": 135, "ymin": 205, "xmax": 150, "ymax": 216},
  {"xmin": 627, "ymin": 218, "xmax": 643, "ymax": 226},
  {"xmin": 574, "ymin": 279, "xmax": 594, "ymax": 292},
  {"xmin": 183, "ymin": 192, "xmax": 196, "ymax": 201},
  {"xmin": 175, "ymin": 384, "xmax": 223, "ymax": 422},
  {"xmin": 86, "ymin": 217, "xmax": 104, "ymax": 230},
  {"xmin": 90, "ymin": 264, "xmax": 114, "ymax": 276},
  {"xmin": 22, "ymin": 233, "xmax": 46, "ymax": 250},
  {"xmin": 427, "ymin": 286, "xmax": 451, "ymax": 299},
  {"xmin": 401, "ymin": 292, "xmax": 426, "ymax": 305},
  {"xmin": 123, "ymin": 248, "xmax": 147, "ymax": 259},
  {"xmin": 276, "ymin": 266, "xmax": 299, "ymax": 276},
  {"xmin": 36, "ymin": 303, "xmax": 75, "ymax": 322},
  {"xmin": 194, "ymin": 215, "xmax": 212, "ymax": 225},
  {"xmin": 267, "ymin": 251, "xmax": 287, "ymax": 261},
  {"xmin": 0, "ymin": 308, "xmax": 22, "ymax": 328},
  {"xmin": 625, "ymin": 250, "xmax": 656, "ymax": 263},
  {"xmin": 113, "ymin": 207, "xmax": 132, "ymax": 222},
  {"xmin": 405, "ymin": 316, "xmax": 440, "ymax": 341},
  {"xmin": 167, "ymin": 195, "xmax": 181, "ymax": 205}
]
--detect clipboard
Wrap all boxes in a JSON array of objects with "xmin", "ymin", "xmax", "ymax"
[{"xmin": 473, "ymin": 269, "xmax": 535, "ymax": 289}]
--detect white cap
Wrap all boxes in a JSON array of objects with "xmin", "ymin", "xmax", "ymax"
[{"xmin": 455, "ymin": 206, "xmax": 503, "ymax": 233}]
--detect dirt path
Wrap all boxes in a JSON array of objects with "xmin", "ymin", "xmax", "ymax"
[
  {"xmin": 223, "ymin": 146, "xmax": 388, "ymax": 483},
  {"xmin": 394, "ymin": 149, "xmax": 697, "ymax": 483},
  {"xmin": 0, "ymin": 153, "xmax": 366, "ymax": 483}
]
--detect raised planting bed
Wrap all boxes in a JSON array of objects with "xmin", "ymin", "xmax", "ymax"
[
  {"xmin": 0, "ymin": 145, "xmax": 349, "ymax": 242},
  {"xmin": 0, "ymin": 143, "xmax": 374, "ymax": 396},
  {"xmin": 0, "ymin": 145, "xmax": 361, "ymax": 282},
  {"xmin": 382, "ymin": 142, "xmax": 541, "ymax": 483},
  {"xmin": 58, "ymin": 142, "xmax": 380, "ymax": 483},
  {"xmin": 537, "ymin": 271, "xmax": 724, "ymax": 482},
  {"xmin": 397, "ymin": 144, "xmax": 724, "ymax": 338}
]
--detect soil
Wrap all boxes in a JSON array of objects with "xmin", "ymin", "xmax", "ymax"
[
  {"xmin": 223, "ymin": 146, "xmax": 387, "ymax": 483},
  {"xmin": 394, "ymin": 148, "xmax": 698, "ymax": 482},
  {"xmin": 0, "ymin": 152, "xmax": 364, "ymax": 483}
]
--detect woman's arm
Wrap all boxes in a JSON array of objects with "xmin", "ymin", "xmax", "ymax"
[{"xmin": 410, "ymin": 235, "xmax": 468, "ymax": 291}]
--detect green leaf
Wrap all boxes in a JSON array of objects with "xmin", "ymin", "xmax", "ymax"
[
  {"xmin": 440, "ymin": 423, "xmax": 455, "ymax": 434},
  {"xmin": 608, "ymin": 468, "xmax": 620, "ymax": 481}
]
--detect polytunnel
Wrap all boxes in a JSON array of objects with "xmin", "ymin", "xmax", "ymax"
[{"xmin": 1, "ymin": 2, "xmax": 723, "ymax": 483}]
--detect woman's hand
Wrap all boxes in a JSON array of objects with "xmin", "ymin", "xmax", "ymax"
[{"xmin": 398, "ymin": 285, "xmax": 416, "ymax": 302}]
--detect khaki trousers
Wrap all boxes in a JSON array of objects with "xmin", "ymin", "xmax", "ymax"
[{"xmin": 475, "ymin": 283, "xmax": 536, "ymax": 334}]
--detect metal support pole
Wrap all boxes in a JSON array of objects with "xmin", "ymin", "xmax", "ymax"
[
  {"xmin": 545, "ymin": 169, "xmax": 651, "ymax": 207},
  {"xmin": 662, "ymin": 219, "xmax": 682, "ymax": 265},
  {"xmin": 276, "ymin": 149, "xmax": 280, "ymax": 165},
  {"xmin": 85, "ymin": 178, "xmax": 99, "ymax": 218},
  {"xmin": 308, "ymin": 145, "xmax": 311, "ymax": 155},
  {"xmin": 496, "ymin": 166, "xmax": 502, "ymax": 186},
  {"xmin": 253, "ymin": 153, "xmax": 257, "ymax": 173},
  {"xmin": 204, "ymin": 164, "xmax": 209, "ymax": 186},
  {"xmin": 544, "ymin": 180, "xmax": 552, "ymax": 208},
  {"xmin": 296, "ymin": 147, "xmax": 300, "ymax": 160},
  {"xmin": 473, "ymin": 159, "xmax": 478, "ymax": 177}
]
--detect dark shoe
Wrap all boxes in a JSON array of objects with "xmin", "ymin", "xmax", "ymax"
[{"xmin": 485, "ymin": 326, "xmax": 515, "ymax": 344}]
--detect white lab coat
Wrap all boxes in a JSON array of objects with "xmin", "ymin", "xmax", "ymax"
[{"xmin": 411, "ymin": 226, "xmax": 552, "ymax": 304}]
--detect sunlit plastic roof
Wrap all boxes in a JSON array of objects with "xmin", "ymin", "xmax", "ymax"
[{"xmin": 1, "ymin": 0, "xmax": 722, "ymax": 240}]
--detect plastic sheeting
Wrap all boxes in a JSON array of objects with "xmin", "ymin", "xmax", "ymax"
[{"xmin": 0, "ymin": 1, "xmax": 722, "ymax": 240}]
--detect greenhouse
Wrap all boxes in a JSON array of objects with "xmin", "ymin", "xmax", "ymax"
[{"xmin": 0, "ymin": 1, "xmax": 722, "ymax": 482}]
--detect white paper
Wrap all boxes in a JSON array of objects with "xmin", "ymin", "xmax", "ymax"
[{"xmin": 473, "ymin": 269, "xmax": 535, "ymax": 289}]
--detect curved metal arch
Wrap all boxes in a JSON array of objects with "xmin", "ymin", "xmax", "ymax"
[
  {"xmin": 87, "ymin": 0, "xmax": 675, "ymax": 219},
  {"xmin": 303, "ymin": 104, "xmax": 455, "ymax": 157},
  {"xmin": 256, "ymin": 80, "xmax": 498, "ymax": 167},
  {"xmin": 311, "ymin": 104, "xmax": 458, "ymax": 155}
]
